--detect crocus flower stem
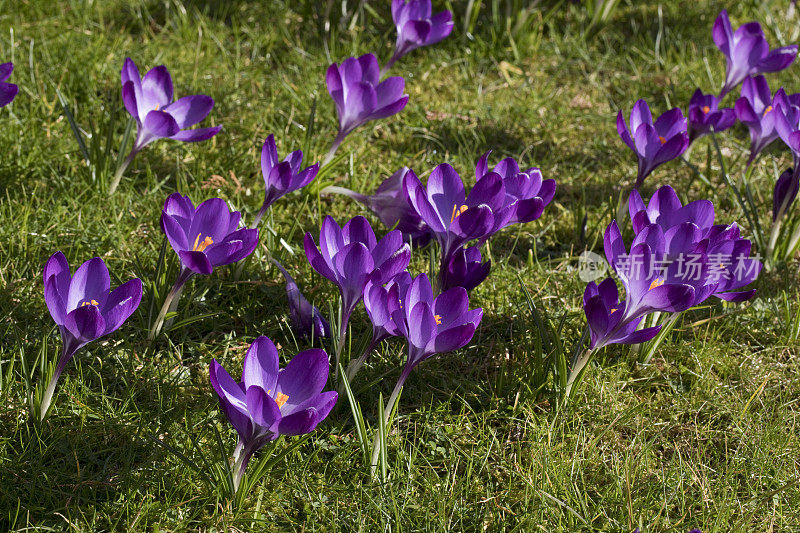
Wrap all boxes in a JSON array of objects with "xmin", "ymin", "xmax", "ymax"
[
  {"xmin": 149, "ymin": 268, "xmax": 193, "ymax": 340},
  {"xmin": 322, "ymin": 132, "xmax": 346, "ymax": 167},
  {"xmin": 564, "ymin": 347, "xmax": 593, "ymax": 400},
  {"xmin": 333, "ymin": 313, "xmax": 350, "ymax": 384},
  {"xmin": 369, "ymin": 370, "xmax": 408, "ymax": 475},
  {"xmin": 39, "ymin": 345, "xmax": 77, "ymax": 421},
  {"xmin": 380, "ymin": 53, "xmax": 400, "ymax": 79},
  {"xmin": 108, "ymin": 150, "xmax": 137, "ymax": 195},
  {"xmin": 339, "ymin": 337, "xmax": 380, "ymax": 396},
  {"xmin": 710, "ymin": 133, "xmax": 764, "ymax": 249}
]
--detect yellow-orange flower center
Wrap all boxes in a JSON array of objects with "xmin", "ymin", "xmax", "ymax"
[
  {"xmin": 434, "ymin": 314, "xmax": 442, "ymax": 325},
  {"xmin": 658, "ymin": 136, "xmax": 666, "ymax": 144},
  {"xmin": 648, "ymin": 278, "xmax": 665, "ymax": 291},
  {"xmin": 192, "ymin": 233, "xmax": 214, "ymax": 252},
  {"xmin": 268, "ymin": 389, "xmax": 290, "ymax": 409},
  {"xmin": 450, "ymin": 204, "xmax": 468, "ymax": 223},
  {"xmin": 702, "ymin": 105, "xmax": 710, "ymax": 114},
  {"xmin": 764, "ymin": 105, "xmax": 773, "ymax": 115},
  {"xmin": 275, "ymin": 392, "xmax": 289, "ymax": 408},
  {"xmin": 80, "ymin": 299, "xmax": 99, "ymax": 307}
]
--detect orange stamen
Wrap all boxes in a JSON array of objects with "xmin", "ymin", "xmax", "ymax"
[
  {"xmin": 276, "ymin": 392, "xmax": 289, "ymax": 408},
  {"xmin": 450, "ymin": 204, "xmax": 468, "ymax": 223},
  {"xmin": 648, "ymin": 278, "xmax": 665, "ymax": 291},
  {"xmin": 764, "ymin": 105, "xmax": 773, "ymax": 114},
  {"xmin": 80, "ymin": 299, "xmax": 99, "ymax": 307},
  {"xmin": 658, "ymin": 136, "xmax": 666, "ymax": 144},
  {"xmin": 434, "ymin": 314, "xmax": 442, "ymax": 325},
  {"xmin": 192, "ymin": 233, "xmax": 214, "ymax": 252},
  {"xmin": 702, "ymin": 105, "xmax": 710, "ymax": 114}
]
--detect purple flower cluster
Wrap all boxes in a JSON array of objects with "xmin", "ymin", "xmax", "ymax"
[{"xmin": 584, "ymin": 185, "xmax": 761, "ymax": 351}]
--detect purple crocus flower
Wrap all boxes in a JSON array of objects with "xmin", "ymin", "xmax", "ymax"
[
  {"xmin": 272, "ymin": 259, "xmax": 331, "ymax": 341},
  {"xmin": 209, "ymin": 336, "xmax": 337, "ymax": 492},
  {"xmin": 474, "ymin": 151, "xmax": 556, "ymax": 239},
  {"xmin": 713, "ymin": 9, "xmax": 797, "ymax": 98},
  {"xmin": 324, "ymin": 54, "xmax": 408, "ymax": 163},
  {"xmin": 304, "ymin": 216, "xmax": 410, "ymax": 371},
  {"xmin": 441, "ymin": 246, "xmax": 491, "ymax": 291},
  {"xmin": 111, "ymin": 58, "xmax": 221, "ymax": 193},
  {"xmin": 616, "ymin": 99, "xmax": 689, "ymax": 188},
  {"xmin": 384, "ymin": 0, "xmax": 454, "ymax": 74},
  {"xmin": 583, "ymin": 277, "xmax": 663, "ymax": 350},
  {"xmin": 322, "ymin": 168, "xmax": 433, "ymax": 246},
  {"xmin": 628, "ymin": 186, "xmax": 761, "ymax": 303},
  {"xmin": 253, "ymin": 134, "xmax": 319, "ymax": 227},
  {"xmin": 734, "ymin": 76, "xmax": 799, "ymax": 165},
  {"xmin": 150, "ymin": 193, "xmax": 259, "ymax": 338},
  {"xmin": 403, "ymin": 164, "xmax": 503, "ymax": 279},
  {"xmin": 773, "ymin": 168, "xmax": 799, "ymax": 221},
  {"xmin": 687, "ymin": 89, "xmax": 736, "ymax": 143},
  {"xmin": 41, "ymin": 252, "xmax": 142, "ymax": 420},
  {"xmin": 389, "ymin": 272, "xmax": 482, "ymax": 395},
  {"xmin": 0, "ymin": 63, "xmax": 18, "ymax": 107},
  {"xmin": 345, "ymin": 271, "xmax": 413, "ymax": 383}
]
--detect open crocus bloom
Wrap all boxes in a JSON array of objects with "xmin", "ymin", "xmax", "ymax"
[
  {"xmin": 256, "ymin": 134, "xmax": 319, "ymax": 225},
  {"xmin": 160, "ymin": 193, "xmax": 259, "ymax": 276},
  {"xmin": 304, "ymin": 216, "xmax": 410, "ymax": 335},
  {"xmin": 687, "ymin": 89, "xmax": 736, "ymax": 143},
  {"xmin": 326, "ymin": 54, "xmax": 408, "ymax": 143},
  {"xmin": 0, "ymin": 62, "xmax": 18, "ymax": 107},
  {"xmin": 403, "ymin": 164, "xmax": 503, "ymax": 275},
  {"xmin": 390, "ymin": 273, "xmax": 483, "ymax": 385},
  {"xmin": 121, "ymin": 57, "xmax": 221, "ymax": 153},
  {"xmin": 209, "ymin": 336, "xmax": 337, "ymax": 491},
  {"xmin": 385, "ymin": 0, "xmax": 453, "ymax": 72},
  {"xmin": 41, "ymin": 251, "xmax": 142, "ymax": 419},
  {"xmin": 475, "ymin": 151, "xmax": 556, "ymax": 239},
  {"xmin": 734, "ymin": 76, "xmax": 800, "ymax": 165},
  {"xmin": 713, "ymin": 9, "xmax": 797, "ymax": 98},
  {"xmin": 617, "ymin": 99, "xmax": 689, "ymax": 188}
]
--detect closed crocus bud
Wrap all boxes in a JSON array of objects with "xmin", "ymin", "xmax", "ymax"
[
  {"xmin": 322, "ymin": 168, "xmax": 433, "ymax": 246},
  {"xmin": 272, "ymin": 259, "xmax": 330, "ymax": 341},
  {"xmin": 774, "ymin": 168, "xmax": 799, "ymax": 222},
  {"xmin": 441, "ymin": 246, "xmax": 490, "ymax": 291}
]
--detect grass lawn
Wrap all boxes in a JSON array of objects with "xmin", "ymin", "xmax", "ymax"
[{"xmin": 2, "ymin": 0, "xmax": 800, "ymax": 530}]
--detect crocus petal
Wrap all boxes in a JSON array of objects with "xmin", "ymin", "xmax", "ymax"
[
  {"xmin": 242, "ymin": 336, "xmax": 280, "ymax": 393},
  {"xmin": 143, "ymin": 110, "xmax": 181, "ymax": 139},
  {"xmin": 64, "ymin": 304, "xmax": 106, "ymax": 343},
  {"xmin": 164, "ymin": 94, "xmax": 214, "ymax": 129},
  {"xmin": 67, "ymin": 257, "xmax": 110, "ymax": 311},
  {"xmin": 101, "ymin": 278, "xmax": 143, "ymax": 335},
  {"xmin": 170, "ymin": 126, "xmax": 222, "ymax": 142},
  {"xmin": 245, "ymin": 386, "xmax": 282, "ymax": 429},
  {"xmin": 209, "ymin": 359, "xmax": 249, "ymax": 417},
  {"xmin": 276, "ymin": 349, "xmax": 330, "ymax": 409},
  {"xmin": 178, "ymin": 250, "xmax": 213, "ymax": 275}
]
